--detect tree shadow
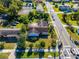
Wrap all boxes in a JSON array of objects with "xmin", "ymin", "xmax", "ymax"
[
  {"xmin": 15, "ymin": 48, "xmax": 25, "ymax": 59},
  {"xmin": 0, "ymin": 46, "xmax": 4, "ymax": 51},
  {"xmin": 27, "ymin": 47, "xmax": 33, "ymax": 57},
  {"xmin": 38, "ymin": 48, "xmax": 45, "ymax": 59}
]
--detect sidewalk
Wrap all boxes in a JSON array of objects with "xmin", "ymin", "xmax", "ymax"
[
  {"xmin": 0, "ymin": 48, "xmax": 59, "ymax": 53},
  {"xmin": 63, "ymin": 24, "xmax": 79, "ymax": 28},
  {"xmin": 8, "ymin": 46, "xmax": 17, "ymax": 59}
]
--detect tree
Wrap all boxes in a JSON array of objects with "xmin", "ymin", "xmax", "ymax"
[
  {"xmin": 40, "ymin": 41, "xmax": 45, "ymax": 48},
  {"xmin": 0, "ymin": 0, "xmax": 23, "ymax": 22},
  {"xmin": 28, "ymin": 12, "xmax": 34, "ymax": 20},
  {"xmin": 29, "ymin": 44, "xmax": 33, "ymax": 48},
  {"xmin": 72, "ymin": 11, "xmax": 79, "ymax": 20},
  {"xmin": 8, "ymin": 2, "xmax": 19, "ymax": 17},
  {"xmin": 69, "ymin": 25, "xmax": 74, "ymax": 33},
  {"xmin": 20, "ymin": 24, "xmax": 26, "ymax": 33},
  {"xmin": 18, "ymin": 15, "xmax": 29, "ymax": 24},
  {"xmin": 43, "ymin": 13, "xmax": 49, "ymax": 21},
  {"xmin": 51, "ymin": 39, "xmax": 56, "ymax": 49},
  {"xmin": 0, "ymin": 42, "xmax": 5, "ymax": 49},
  {"xmin": 62, "ymin": 13, "xmax": 67, "ymax": 23},
  {"xmin": 55, "ymin": 4, "xmax": 58, "ymax": 8},
  {"xmin": 17, "ymin": 34, "xmax": 26, "ymax": 49},
  {"xmin": 0, "ymin": 0, "xmax": 12, "ymax": 8}
]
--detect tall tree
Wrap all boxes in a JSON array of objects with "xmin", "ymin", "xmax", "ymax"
[{"xmin": 17, "ymin": 34, "xmax": 26, "ymax": 49}]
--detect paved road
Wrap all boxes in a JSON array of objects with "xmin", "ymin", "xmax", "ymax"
[{"xmin": 45, "ymin": 2, "xmax": 78, "ymax": 59}]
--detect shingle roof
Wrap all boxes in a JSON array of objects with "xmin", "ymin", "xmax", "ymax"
[
  {"xmin": 0, "ymin": 29, "xmax": 20, "ymax": 35},
  {"xmin": 28, "ymin": 21, "xmax": 48, "ymax": 33}
]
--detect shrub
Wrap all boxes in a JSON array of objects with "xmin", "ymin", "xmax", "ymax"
[
  {"xmin": 0, "ymin": 42, "xmax": 5, "ymax": 49},
  {"xmin": 40, "ymin": 41, "xmax": 45, "ymax": 48}
]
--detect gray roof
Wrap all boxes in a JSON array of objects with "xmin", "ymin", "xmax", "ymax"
[
  {"xmin": 28, "ymin": 21, "xmax": 48, "ymax": 33},
  {"xmin": 0, "ymin": 29, "xmax": 20, "ymax": 35}
]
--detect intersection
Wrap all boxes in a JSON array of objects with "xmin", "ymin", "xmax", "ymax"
[{"xmin": 45, "ymin": 1, "xmax": 79, "ymax": 59}]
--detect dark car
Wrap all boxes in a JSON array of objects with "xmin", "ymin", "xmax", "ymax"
[{"xmin": 76, "ymin": 55, "xmax": 79, "ymax": 59}]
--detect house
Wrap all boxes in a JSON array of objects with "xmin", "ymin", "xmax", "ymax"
[
  {"xmin": 28, "ymin": 21, "xmax": 49, "ymax": 39},
  {"xmin": 0, "ymin": 29, "xmax": 20, "ymax": 37}
]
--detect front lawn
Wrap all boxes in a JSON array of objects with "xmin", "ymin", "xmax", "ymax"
[
  {"xmin": 26, "ymin": 36, "xmax": 52, "ymax": 49},
  {"xmin": 4, "ymin": 43, "xmax": 16, "ymax": 49},
  {"xmin": 16, "ymin": 23, "xmax": 24, "ymax": 28},
  {"xmin": 0, "ymin": 53, "xmax": 10, "ymax": 58}
]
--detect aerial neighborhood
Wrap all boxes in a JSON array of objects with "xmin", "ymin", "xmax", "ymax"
[{"xmin": 0, "ymin": 0, "xmax": 79, "ymax": 59}]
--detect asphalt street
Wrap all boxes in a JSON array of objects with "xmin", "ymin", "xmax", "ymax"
[{"xmin": 45, "ymin": 2, "xmax": 78, "ymax": 59}]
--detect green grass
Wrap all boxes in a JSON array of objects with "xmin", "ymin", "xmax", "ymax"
[
  {"xmin": 21, "ymin": 52, "xmax": 59, "ymax": 58},
  {"xmin": 66, "ymin": 27, "xmax": 79, "ymax": 41},
  {"xmin": 26, "ymin": 37, "xmax": 52, "ymax": 49},
  {"xmin": 4, "ymin": 43, "xmax": 16, "ymax": 49},
  {"xmin": 16, "ymin": 23, "xmax": 24, "ymax": 28},
  {"xmin": 57, "ymin": 14, "xmax": 66, "ymax": 24},
  {"xmin": 23, "ymin": 2, "xmax": 27, "ymax": 6},
  {"xmin": 0, "ymin": 53, "xmax": 10, "ymax": 58},
  {"xmin": 53, "ymin": 6, "xmax": 60, "ymax": 12},
  {"xmin": 57, "ymin": 14, "xmax": 78, "ymax": 26}
]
